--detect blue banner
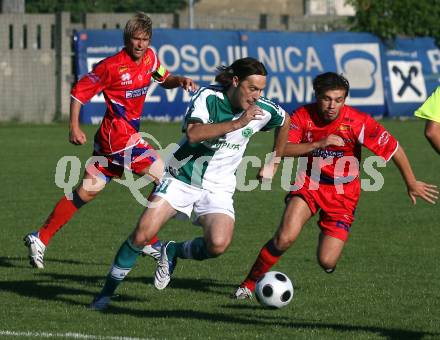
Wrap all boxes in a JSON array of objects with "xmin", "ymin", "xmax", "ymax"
[
  {"xmin": 244, "ymin": 31, "xmax": 386, "ymax": 115},
  {"xmin": 73, "ymin": 29, "xmax": 440, "ymax": 123},
  {"xmin": 383, "ymin": 37, "xmax": 440, "ymax": 116}
]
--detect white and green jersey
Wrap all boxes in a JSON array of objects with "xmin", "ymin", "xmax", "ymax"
[{"xmin": 165, "ymin": 86, "xmax": 286, "ymax": 194}]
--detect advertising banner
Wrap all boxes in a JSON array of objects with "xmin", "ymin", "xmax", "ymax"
[{"xmin": 74, "ymin": 29, "xmax": 440, "ymax": 123}]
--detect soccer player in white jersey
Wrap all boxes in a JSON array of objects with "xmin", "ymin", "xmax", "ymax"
[{"xmin": 90, "ymin": 57, "xmax": 291, "ymax": 310}]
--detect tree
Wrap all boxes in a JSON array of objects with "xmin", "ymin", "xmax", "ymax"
[{"xmin": 346, "ymin": 0, "xmax": 440, "ymax": 43}]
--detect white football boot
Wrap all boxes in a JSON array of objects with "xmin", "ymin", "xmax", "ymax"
[
  {"xmin": 232, "ymin": 286, "xmax": 253, "ymax": 300},
  {"xmin": 23, "ymin": 232, "xmax": 46, "ymax": 269}
]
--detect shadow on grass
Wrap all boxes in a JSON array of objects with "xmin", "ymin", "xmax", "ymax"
[
  {"xmin": 0, "ymin": 275, "xmax": 437, "ymax": 340},
  {"xmin": 102, "ymin": 306, "xmax": 437, "ymax": 340},
  {"xmin": 0, "ymin": 279, "xmax": 145, "ymax": 305},
  {"xmin": 0, "ymin": 256, "xmax": 108, "ymax": 268},
  {"xmin": 2, "ymin": 265, "xmax": 237, "ymax": 296},
  {"xmin": 0, "ymin": 271, "xmax": 236, "ymax": 300}
]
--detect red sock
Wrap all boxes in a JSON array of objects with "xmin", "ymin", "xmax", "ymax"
[
  {"xmin": 149, "ymin": 235, "xmax": 159, "ymax": 245},
  {"xmin": 38, "ymin": 196, "xmax": 79, "ymax": 246},
  {"xmin": 241, "ymin": 245, "xmax": 281, "ymax": 292}
]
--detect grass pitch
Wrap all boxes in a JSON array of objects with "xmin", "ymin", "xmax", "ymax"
[{"xmin": 0, "ymin": 120, "xmax": 439, "ymax": 339}]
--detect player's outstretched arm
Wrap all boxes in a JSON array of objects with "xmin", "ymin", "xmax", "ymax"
[
  {"xmin": 161, "ymin": 75, "xmax": 199, "ymax": 92},
  {"xmin": 69, "ymin": 98, "xmax": 87, "ymax": 145},
  {"xmin": 392, "ymin": 145, "xmax": 439, "ymax": 204}
]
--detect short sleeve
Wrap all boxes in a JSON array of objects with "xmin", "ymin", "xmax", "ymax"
[
  {"xmin": 71, "ymin": 59, "xmax": 110, "ymax": 104},
  {"xmin": 415, "ymin": 86, "xmax": 440, "ymax": 123},
  {"xmin": 357, "ymin": 115, "xmax": 399, "ymax": 161},
  {"xmin": 258, "ymin": 98, "xmax": 286, "ymax": 131},
  {"xmin": 287, "ymin": 110, "xmax": 304, "ymax": 143},
  {"xmin": 182, "ymin": 88, "xmax": 211, "ymax": 131}
]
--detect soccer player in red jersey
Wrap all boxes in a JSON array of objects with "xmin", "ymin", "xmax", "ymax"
[
  {"xmin": 24, "ymin": 12, "xmax": 198, "ymax": 269},
  {"xmin": 233, "ymin": 72, "xmax": 438, "ymax": 299}
]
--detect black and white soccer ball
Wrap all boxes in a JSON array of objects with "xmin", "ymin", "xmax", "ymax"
[{"xmin": 255, "ymin": 271, "xmax": 294, "ymax": 308}]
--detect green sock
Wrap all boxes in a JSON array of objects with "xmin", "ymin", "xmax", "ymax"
[
  {"xmin": 100, "ymin": 238, "xmax": 142, "ymax": 297},
  {"xmin": 170, "ymin": 237, "xmax": 213, "ymax": 261}
]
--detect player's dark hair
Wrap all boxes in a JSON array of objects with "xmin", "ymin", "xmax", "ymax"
[
  {"xmin": 215, "ymin": 57, "xmax": 267, "ymax": 88},
  {"xmin": 124, "ymin": 12, "xmax": 152, "ymax": 45},
  {"xmin": 313, "ymin": 72, "xmax": 350, "ymax": 98}
]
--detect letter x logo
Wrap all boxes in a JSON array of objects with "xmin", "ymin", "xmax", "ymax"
[{"xmin": 392, "ymin": 65, "xmax": 421, "ymax": 97}]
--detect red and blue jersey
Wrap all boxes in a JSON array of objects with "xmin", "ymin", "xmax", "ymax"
[
  {"xmin": 288, "ymin": 104, "xmax": 399, "ymax": 183},
  {"xmin": 71, "ymin": 48, "xmax": 169, "ymax": 155}
]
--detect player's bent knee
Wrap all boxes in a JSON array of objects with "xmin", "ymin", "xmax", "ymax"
[
  {"xmin": 130, "ymin": 227, "xmax": 151, "ymax": 248},
  {"xmin": 274, "ymin": 235, "xmax": 295, "ymax": 251},
  {"xmin": 318, "ymin": 254, "xmax": 338, "ymax": 272},
  {"xmin": 206, "ymin": 241, "xmax": 230, "ymax": 257}
]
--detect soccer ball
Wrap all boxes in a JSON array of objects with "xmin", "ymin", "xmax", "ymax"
[{"xmin": 255, "ymin": 271, "xmax": 294, "ymax": 308}]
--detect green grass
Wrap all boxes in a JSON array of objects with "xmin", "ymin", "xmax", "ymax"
[{"xmin": 0, "ymin": 120, "xmax": 439, "ymax": 340}]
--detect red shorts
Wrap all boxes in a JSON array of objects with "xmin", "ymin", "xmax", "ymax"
[
  {"xmin": 287, "ymin": 176, "xmax": 360, "ymax": 241},
  {"xmin": 86, "ymin": 139, "xmax": 159, "ymax": 182}
]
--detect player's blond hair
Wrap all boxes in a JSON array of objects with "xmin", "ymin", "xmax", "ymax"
[{"xmin": 124, "ymin": 12, "xmax": 152, "ymax": 45}]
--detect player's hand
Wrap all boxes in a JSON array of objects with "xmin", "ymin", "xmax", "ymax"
[
  {"xmin": 407, "ymin": 181, "xmax": 438, "ymax": 205},
  {"xmin": 318, "ymin": 134, "xmax": 345, "ymax": 148},
  {"xmin": 237, "ymin": 105, "xmax": 263, "ymax": 128},
  {"xmin": 257, "ymin": 162, "xmax": 280, "ymax": 182},
  {"xmin": 180, "ymin": 77, "xmax": 199, "ymax": 92},
  {"xmin": 69, "ymin": 126, "xmax": 87, "ymax": 145}
]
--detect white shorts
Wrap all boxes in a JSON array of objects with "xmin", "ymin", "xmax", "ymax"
[{"xmin": 153, "ymin": 176, "xmax": 235, "ymax": 223}]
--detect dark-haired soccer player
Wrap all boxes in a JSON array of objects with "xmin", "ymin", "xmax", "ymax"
[
  {"xmin": 24, "ymin": 12, "xmax": 198, "ymax": 269},
  {"xmin": 233, "ymin": 72, "xmax": 438, "ymax": 299},
  {"xmin": 90, "ymin": 57, "xmax": 291, "ymax": 310}
]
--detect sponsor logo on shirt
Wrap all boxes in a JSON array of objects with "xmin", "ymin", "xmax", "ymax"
[
  {"xmin": 378, "ymin": 131, "xmax": 390, "ymax": 146},
  {"xmin": 125, "ymin": 86, "xmax": 148, "ymax": 99},
  {"xmin": 312, "ymin": 148, "xmax": 345, "ymax": 158},
  {"xmin": 121, "ymin": 73, "xmax": 132, "ymax": 86},
  {"xmin": 213, "ymin": 141, "xmax": 241, "ymax": 150}
]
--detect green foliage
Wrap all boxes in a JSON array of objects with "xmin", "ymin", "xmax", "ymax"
[
  {"xmin": 347, "ymin": 0, "xmax": 440, "ymax": 43},
  {"xmin": 26, "ymin": 0, "xmax": 187, "ymax": 22},
  {"xmin": 1, "ymin": 121, "xmax": 440, "ymax": 339}
]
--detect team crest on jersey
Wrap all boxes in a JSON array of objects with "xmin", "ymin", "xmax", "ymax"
[
  {"xmin": 144, "ymin": 55, "xmax": 151, "ymax": 67},
  {"xmin": 118, "ymin": 66, "xmax": 128, "ymax": 73},
  {"xmin": 338, "ymin": 124, "xmax": 350, "ymax": 132},
  {"xmin": 242, "ymin": 127, "xmax": 253, "ymax": 138}
]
